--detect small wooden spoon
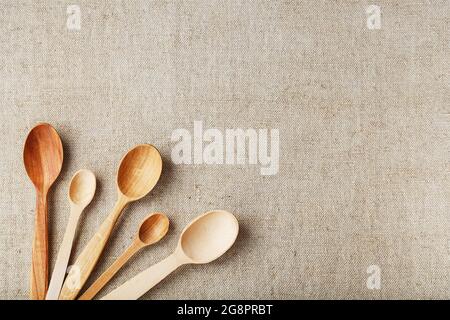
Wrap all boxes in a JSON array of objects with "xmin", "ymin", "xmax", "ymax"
[
  {"xmin": 23, "ymin": 123, "xmax": 63, "ymax": 300},
  {"xmin": 59, "ymin": 144, "xmax": 163, "ymax": 300},
  {"xmin": 102, "ymin": 210, "xmax": 239, "ymax": 300},
  {"xmin": 79, "ymin": 212, "xmax": 169, "ymax": 300},
  {"xmin": 46, "ymin": 169, "xmax": 96, "ymax": 300}
]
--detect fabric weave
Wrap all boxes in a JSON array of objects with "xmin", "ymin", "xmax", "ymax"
[{"xmin": 0, "ymin": 0, "xmax": 448, "ymax": 299}]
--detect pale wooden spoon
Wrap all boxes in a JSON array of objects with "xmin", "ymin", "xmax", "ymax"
[
  {"xmin": 46, "ymin": 169, "xmax": 96, "ymax": 300},
  {"xmin": 102, "ymin": 210, "xmax": 239, "ymax": 300},
  {"xmin": 79, "ymin": 212, "xmax": 169, "ymax": 300},
  {"xmin": 23, "ymin": 123, "xmax": 63, "ymax": 300},
  {"xmin": 59, "ymin": 144, "xmax": 163, "ymax": 300}
]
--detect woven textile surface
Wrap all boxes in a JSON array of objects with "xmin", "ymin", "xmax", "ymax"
[{"xmin": 0, "ymin": 0, "xmax": 449, "ymax": 299}]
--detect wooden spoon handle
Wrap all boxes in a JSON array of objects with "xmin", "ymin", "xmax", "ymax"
[
  {"xmin": 46, "ymin": 206, "xmax": 81, "ymax": 300},
  {"xmin": 30, "ymin": 192, "xmax": 48, "ymax": 300},
  {"xmin": 101, "ymin": 254, "xmax": 181, "ymax": 300},
  {"xmin": 79, "ymin": 242, "xmax": 141, "ymax": 300},
  {"xmin": 58, "ymin": 198, "xmax": 127, "ymax": 300}
]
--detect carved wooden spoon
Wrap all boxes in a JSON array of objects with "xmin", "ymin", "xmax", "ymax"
[
  {"xmin": 23, "ymin": 123, "xmax": 63, "ymax": 300},
  {"xmin": 79, "ymin": 212, "xmax": 169, "ymax": 300},
  {"xmin": 46, "ymin": 169, "xmax": 96, "ymax": 300}
]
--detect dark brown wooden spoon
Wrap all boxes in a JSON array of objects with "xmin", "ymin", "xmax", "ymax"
[{"xmin": 24, "ymin": 123, "xmax": 63, "ymax": 300}]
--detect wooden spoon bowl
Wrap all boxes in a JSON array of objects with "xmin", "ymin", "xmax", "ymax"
[
  {"xmin": 138, "ymin": 212, "xmax": 170, "ymax": 245},
  {"xmin": 69, "ymin": 169, "xmax": 96, "ymax": 206},
  {"xmin": 24, "ymin": 123, "xmax": 63, "ymax": 192},
  {"xmin": 117, "ymin": 144, "xmax": 163, "ymax": 200},
  {"xmin": 179, "ymin": 210, "xmax": 239, "ymax": 264}
]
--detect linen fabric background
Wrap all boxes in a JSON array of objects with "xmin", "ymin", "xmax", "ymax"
[{"xmin": 0, "ymin": 0, "xmax": 449, "ymax": 299}]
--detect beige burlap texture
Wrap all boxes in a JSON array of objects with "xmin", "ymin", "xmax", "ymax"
[{"xmin": 0, "ymin": 0, "xmax": 449, "ymax": 299}]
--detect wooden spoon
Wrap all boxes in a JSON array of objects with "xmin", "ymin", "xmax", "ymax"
[
  {"xmin": 59, "ymin": 144, "xmax": 163, "ymax": 300},
  {"xmin": 102, "ymin": 210, "xmax": 239, "ymax": 300},
  {"xmin": 79, "ymin": 212, "xmax": 169, "ymax": 300},
  {"xmin": 23, "ymin": 123, "xmax": 63, "ymax": 300},
  {"xmin": 46, "ymin": 169, "xmax": 96, "ymax": 300}
]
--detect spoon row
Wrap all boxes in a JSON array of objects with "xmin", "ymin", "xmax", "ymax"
[{"xmin": 24, "ymin": 123, "xmax": 239, "ymax": 300}]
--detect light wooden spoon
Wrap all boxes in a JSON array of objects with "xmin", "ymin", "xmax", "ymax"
[
  {"xmin": 23, "ymin": 123, "xmax": 63, "ymax": 300},
  {"xmin": 59, "ymin": 144, "xmax": 163, "ymax": 300},
  {"xmin": 46, "ymin": 169, "xmax": 96, "ymax": 300},
  {"xmin": 79, "ymin": 212, "xmax": 169, "ymax": 300},
  {"xmin": 102, "ymin": 210, "xmax": 239, "ymax": 300}
]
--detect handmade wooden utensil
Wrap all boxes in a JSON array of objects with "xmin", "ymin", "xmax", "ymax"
[
  {"xmin": 79, "ymin": 212, "xmax": 169, "ymax": 300},
  {"xmin": 46, "ymin": 169, "xmax": 96, "ymax": 300},
  {"xmin": 102, "ymin": 210, "xmax": 239, "ymax": 300},
  {"xmin": 59, "ymin": 144, "xmax": 162, "ymax": 300},
  {"xmin": 23, "ymin": 123, "xmax": 63, "ymax": 300}
]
